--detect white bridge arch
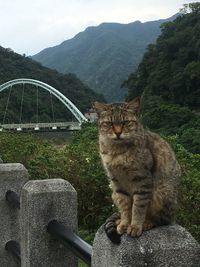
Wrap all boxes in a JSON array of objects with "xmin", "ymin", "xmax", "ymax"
[{"xmin": 0, "ymin": 78, "xmax": 88, "ymax": 124}]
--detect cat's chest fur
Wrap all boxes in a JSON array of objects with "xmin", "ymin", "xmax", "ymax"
[{"xmin": 100, "ymin": 141, "xmax": 153, "ymax": 194}]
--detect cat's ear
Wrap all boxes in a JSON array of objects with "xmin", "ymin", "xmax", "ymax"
[
  {"xmin": 126, "ymin": 96, "xmax": 141, "ymax": 115},
  {"xmin": 93, "ymin": 101, "xmax": 108, "ymax": 114}
]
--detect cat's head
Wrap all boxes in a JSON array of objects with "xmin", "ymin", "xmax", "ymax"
[{"xmin": 93, "ymin": 97, "xmax": 143, "ymax": 143}]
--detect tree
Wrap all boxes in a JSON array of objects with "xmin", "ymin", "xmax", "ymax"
[
  {"xmin": 125, "ymin": 4, "xmax": 200, "ymax": 151},
  {"xmin": 180, "ymin": 2, "xmax": 200, "ymax": 14}
]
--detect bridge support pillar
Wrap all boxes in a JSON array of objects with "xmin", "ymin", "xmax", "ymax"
[
  {"xmin": 0, "ymin": 163, "xmax": 29, "ymax": 266},
  {"xmin": 20, "ymin": 179, "xmax": 78, "ymax": 267}
]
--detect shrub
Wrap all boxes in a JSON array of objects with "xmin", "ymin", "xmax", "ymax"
[
  {"xmin": 166, "ymin": 135, "xmax": 200, "ymax": 241},
  {"xmin": 0, "ymin": 128, "xmax": 113, "ymax": 232}
]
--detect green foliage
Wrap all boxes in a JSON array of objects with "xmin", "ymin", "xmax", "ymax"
[
  {"xmin": 178, "ymin": 127, "xmax": 200, "ymax": 154},
  {"xmin": 78, "ymin": 228, "xmax": 95, "ymax": 245},
  {"xmin": 141, "ymin": 95, "xmax": 192, "ymax": 133},
  {"xmin": 0, "ymin": 133, "xmax": 45, "ymax": 165},
  {"xmin": 0, "ymin": 126, "xmax": 113, "ymax": 231},
  {"xmin": 126, "ymin": 6, "xmax": 200, "ymax": 153},
  {"xmin": 78, "ymin": 260, "xmax": 88, "ymax": 267},
  {"xmin": 126, "ymin": 9, "xmax": 200, "ymax": 108},
  {"xmin": 0, "ymin": 46, "xmax": 104, "ymax": 124},
  {"xmin": 180, "ymin": 2, "xmax": 200, "ymax": 14},
  {"xmin": 165, "ymin": 135, "xmax": 200, "ymax": 241},
  {"xmin": 64, "ymin": 125, "xmax": 113, "ymax": 230}
]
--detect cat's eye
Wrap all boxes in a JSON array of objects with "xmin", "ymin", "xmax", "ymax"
[
  {"xmin": 124, "ymin": 120, "xmax": 136, "ymax": 127},
  {"xmin": 101, "ymin": 121, "xmax": 112, "ymax": 127},
  {"xmin": 124, "ymin": 120, "xmax": 137, "ymax": 128}
]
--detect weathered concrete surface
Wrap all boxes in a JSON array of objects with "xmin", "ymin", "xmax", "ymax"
[
  {"xmin": 92, "ymin": 224, "xmax": 200, "ymax": 267},
  {"xmin": 0, "ymin": 163, "xmax": 29, "ymax": 266},
  {"xmin": 20, "ymin": 178, "xmax": 78, "ymax": 267}
]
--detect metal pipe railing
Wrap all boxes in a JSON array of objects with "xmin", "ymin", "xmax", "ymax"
[
  {"xmin": 5, "ymin": 190, "xmax": 92, "ymax": 266},
  {"xmin": 5, "ymin": 240, "xmax": 21, "ymax": 264},
  {"xmin": 5, "ymin": 190, "xmax": 21, "ymax": 264},
  {"xmin": 5, "ymin": 190, "xmax": 20, "ymax": 209},
  {"xmin": 47, "ymin": 220, "xmax": 92, "ymax": 266}
]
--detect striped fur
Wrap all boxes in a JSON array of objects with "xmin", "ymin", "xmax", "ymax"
[{"xmin": 94, "ymin": 97, "xmax": 181, "ymax": 237}]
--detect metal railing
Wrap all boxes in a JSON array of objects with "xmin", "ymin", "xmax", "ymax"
[
  {"xmin": 5, "ymin": 190, "xmax": 92, "ymax": 266},
  {"xmin": 47, "ymin": 220, "xmax": 92, "ymax": 265},
  {"xmin": 0, "ymin": 121, "xmax": 81, "ymax": 132},
  {"xmin": 5, "ymin": 240, "xmax": 21, "ymax": 264},
  {"xmin": 5, "ymin": 190, "xmax": 21, "ymax": 264}
]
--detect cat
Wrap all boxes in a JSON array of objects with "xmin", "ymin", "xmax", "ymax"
[{"xmin": 93, "ymin": 96, "xmax": 181, "ymax": 237}]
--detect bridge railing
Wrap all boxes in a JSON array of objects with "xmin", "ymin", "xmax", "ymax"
[
  {"xmin": 0, "ymin": 162, "xmax": 91, "ymax": 267},
  {"xmin": 1, "ymin": 162, "xmax": 200, "ymax": 267},
  {"xmin": 0, "ymin": 121, "xmax": 81, "ymax": 132}
]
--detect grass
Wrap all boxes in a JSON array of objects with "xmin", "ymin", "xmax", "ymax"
[{"xmin": 78, "ymin": 259, "xmax": 89, "ymax": 267}]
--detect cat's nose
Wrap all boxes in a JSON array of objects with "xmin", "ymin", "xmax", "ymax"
[
  {"xmin": 113, "ymin": 125, "xmax": 123, "ymax": 138},
  {"xmin": 115, "ymin": 132, "xmax": 122, "ymax": 139}
]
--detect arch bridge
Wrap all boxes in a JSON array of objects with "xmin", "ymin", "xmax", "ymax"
[{"xmin": 0, "ymin": 78, "xmax": 88, "ymax": 131}]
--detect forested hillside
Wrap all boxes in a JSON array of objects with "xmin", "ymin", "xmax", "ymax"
[
  {"xmin": 0, "ymin": 46, "xmax": 104, "ymax": 123},
  {"xmin": 32, "ymin": 16, "xmax": 177, "ymax": 102},
  {"xmin": 125, "ymin": 3, "xmax": 200, "ymax": 153}
]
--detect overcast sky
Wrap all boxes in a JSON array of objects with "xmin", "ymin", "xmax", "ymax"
[{"xmin": 0, "ymin": 0, "xmax": 194, "ymax": 55}]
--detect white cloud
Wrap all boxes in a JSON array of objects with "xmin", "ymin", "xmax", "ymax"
[{"xmin": 0, "ymin": 0, "xmax": 194, "ymax": 55}]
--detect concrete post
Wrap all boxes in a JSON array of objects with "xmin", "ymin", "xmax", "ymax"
[
  {"xmin": 20, "ymin": 178, "xmax": 78, "ymax": 267},
  {"xmin": 92, "ymin": 224, "xmax": 200, "ymax": 267},
  {"xmin": 0, "ymin": 163, "xmax": 29, "ymax": 266}
]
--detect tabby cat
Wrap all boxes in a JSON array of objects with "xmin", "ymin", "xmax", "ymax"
[{"xmin": 94, "ymin": 97, "xmax": 181, "ymax": 237}]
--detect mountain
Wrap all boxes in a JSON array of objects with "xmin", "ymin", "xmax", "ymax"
[
  {"xmin": 125, "ymin": 3, "xmax": 200, "ymax": 153},
  {"xmin": 32, "ymin": 15, "xmax": 177, "ymax": 102},
  {"xmin": 0, "ymin": 46, "xmax": 104, "ymax": 124}
]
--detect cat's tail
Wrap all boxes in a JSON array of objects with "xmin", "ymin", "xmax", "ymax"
[{"xmin": 104, "ymin": 213, "xmax": 121, "ymax": 244}]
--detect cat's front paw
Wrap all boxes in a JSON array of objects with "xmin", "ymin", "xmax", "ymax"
[
  {"xmin": 143, "ymin": 221, "xmax": 155, "ymax": 231},
  {"xmin": 127, "ymin": 224, "xmax": 143, "ymax": 237},
  {"xmin": 117, "ymin": 221, "xmax": 129, "ymax": 235}
]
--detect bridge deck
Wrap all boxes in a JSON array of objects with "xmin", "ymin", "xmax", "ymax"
[{"xmin": 0, "ymin": 122, "xmax": 81, "ymax": 132}]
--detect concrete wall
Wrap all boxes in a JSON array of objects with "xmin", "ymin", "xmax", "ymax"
[
  {"xmin": 20, "ymin": 179, "xmax": 78, "ymax": 267},
  {"xmin": 0, "ymin": 163, "xmax": 78, "ymax": 267},
  {"xmin": 0, "ymin": 163, "xmax": 29, "ymax": 266}
]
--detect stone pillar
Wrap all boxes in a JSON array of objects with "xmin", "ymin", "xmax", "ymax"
[
  {"xmin": 20, "ymin": 178, "xmax": 78, "ymax": 267},
  {"xmin": 0, "ymin": 163, "xmax": 29, "ymax": 266},
  {"xmin": 92, "ymin": 224, "xmax": 200, "ymax": 267}
]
